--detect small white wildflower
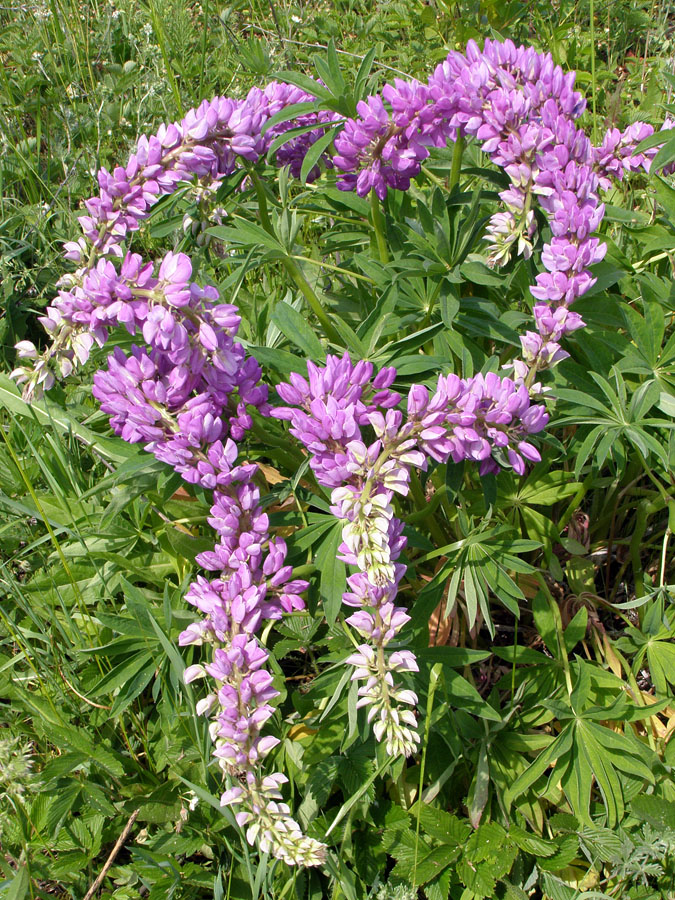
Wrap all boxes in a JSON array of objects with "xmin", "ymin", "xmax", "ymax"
[{"xmin": 0, "ymin": 735, "xmax": 33, "ymax": 802}]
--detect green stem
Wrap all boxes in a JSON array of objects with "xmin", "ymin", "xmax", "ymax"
[
  {"xmin": 635, "ymin": 448, "xmax": 672, "ymax": 507},
  {"xmin": 589, "ymin": 0, "xmax": 597, "ymax": 143},
  {"xmin": 413, "ymin": 663, "xmax": 443, "ymax": 887},
  {"xmin": 290, "ymin": 255, "xmax": 375, "ymax": 284},
  {"xmin": 630, "ymin": 495, "xmax": 667, "ymax": 599},
  {"xmin": 407, "ymin": 483, "xmax": 447, "ymax": 524},
  {"xmin": 535, "ymin": 573, "xmax": 573, "ymax": 696},
  {"xmin": 659, "ymin": 526, "xmax": 671, "ymax": 588},
  {"xmin": 370, "ymin": 189, "xmax": 389, "ymax": 264},
  {"xmin": 289, "ymin": 564, "xmax": 316, "ymax": 579},
  {"xmin": 630, "ymin": 449, "xmax": 673, "ymax": 597},
  {"xmin": 421, "ymin": 164, "xmax": 449, "ymax": 191},
  {"xmin": 449, "ymin": 133, "xmax": 465, "ymax": 193},
  {"xmin": 282, "ymin": 257, "xmax": 342, "ymax": 344},
  {"xmin": 198, "ymin": 0, "xmax": 209, "ymax": 97},
  {"xmin": 523, "ymin": 358, "xmax": 542, "ymax": 391},
  {"xmin": 249, "ymin": 170, "xmax": 341, "ymax": 344},
  {"xmin": 608, "ymin": 642, "xmax": 657, "ymax": 752},
  {"xmin": 558, "ymin": 472, "xmax": 594, "ymax": 531}
]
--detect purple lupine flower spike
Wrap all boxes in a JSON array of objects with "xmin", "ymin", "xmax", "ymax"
[{"xmin": 274, "ymin": 353, "xmax": 548, "ymax": 754}]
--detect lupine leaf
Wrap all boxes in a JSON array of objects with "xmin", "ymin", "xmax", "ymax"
[{"xmin": 314, "ymin": 523, "xmax": 346, "ymax": 626}]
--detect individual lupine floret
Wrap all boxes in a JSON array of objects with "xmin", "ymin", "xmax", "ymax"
[
  {"xmin": 533, "ymin": 303, "xmax": 585, "ymax": 340},
  {"xmin": 484, "ymin": 208, "xmax": 537, "ymax": 267}
]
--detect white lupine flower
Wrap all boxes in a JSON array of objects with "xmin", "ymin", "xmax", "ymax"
[
  {"xmin": 393, "ymin": 689, "xmax": 418, "ymax": 706},
  {"xmin": 196, "ymin": 694, "xmax": 217, "ymax": 715},
  {"xmin": 373, "ymin": 720, "xmax": 386, "ymax": 742},
  {"xmin": 183, "ymin": 664, "xmax": 207, "ymax": 684}
]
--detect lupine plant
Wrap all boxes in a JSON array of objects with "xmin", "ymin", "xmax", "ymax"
[{"xmin": 6, "ymin": 28, "xmax": 675, "ymax": 897}]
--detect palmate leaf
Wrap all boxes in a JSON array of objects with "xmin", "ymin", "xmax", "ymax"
[
  {"xmin": 507, "ymin": 672, "xmax": 658, "ymax": 826},
  {"xmin": 621, "ymin": 300, "xmax": 667, "ymax": 369},
  {"xmin": 421, "ymin": 524, "xmax": 539, "ymax": 634},
  {"xmin": 646, "ymin": 637, "xmax": 675, "ymax": 695},
  {"xmin": 556, "ymin": 369, "xmax": 673, "ymax": 476},
  {"xmin": 638, "ymin": 629, "xmax": 675, "ymax": 697},
  {"xmin": 454, "ymin": 823, "xmax": 518, "ymax": 899},
  {"xmin": 617, "ymin": 621, "xmax": 675, "ymax": 696}
]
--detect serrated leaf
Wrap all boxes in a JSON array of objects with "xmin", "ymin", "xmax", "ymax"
[
  {"xmin": 539, "ymin": 871, "xmax": 577, "ymax": 900},
  {"xmin": 45, "ymin": 782, "xmax": 81, "ymax": 837},
  {"xmin": 631, "ymin": 794, "xmax": 675, "ymax": 828},
  {"xmin": 49, "ymin": 724, "xmax": 125, "ymax": 778},
  {"xmin": 414, "ymin": 845, "xmax": 457, "ymax": 885},
  {"xmin": 537, "ymin": 834, "xmax": 581, "ymax": 872},
  {"xmin": 456, "ymin": 855, "xmax": 499, "ymax": 898},
  {"xmin": 413, "ymin": 804, "xmax": 470, "ymax": 845},
  {"xmin": 508, "ymin": 824, "xmax": 557, "ymax": 857}
]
